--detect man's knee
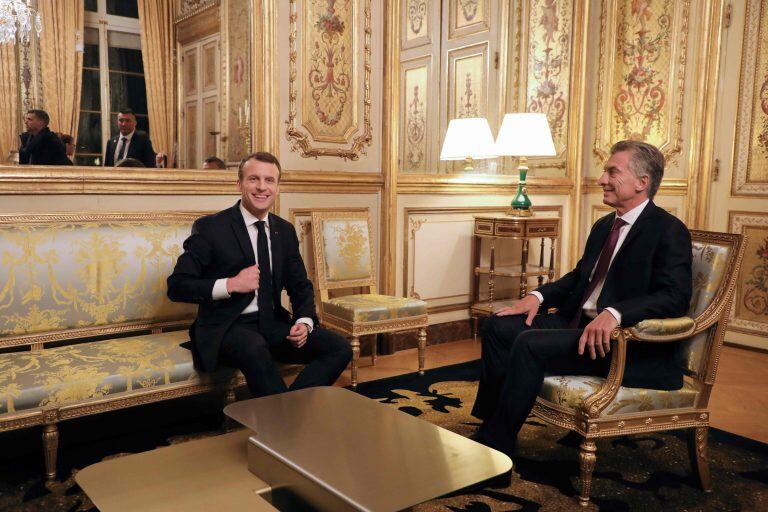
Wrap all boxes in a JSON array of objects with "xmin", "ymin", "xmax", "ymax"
[
  {"xmin": 480, "ymin": 314, "xmax": 527, "ymax": 345},
  {"xmin": 315, "ymin": 329, "xmax": 353, "ymax": 361}
]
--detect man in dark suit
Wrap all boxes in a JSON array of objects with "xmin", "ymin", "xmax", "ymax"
[
  {"xmin": 18, "ymin": 110, "xmax": 71, "ymax": 166},
  {"xmin": 473, "ymin": 140, "xmax": 692, "ymax": 456},
  {"xmin": 103, "ymin": 109, "xmax": 157, "ymax": 167},
  {"xmin": 167, "ymin": 152, "xmax": 352, "ymax": 397}
]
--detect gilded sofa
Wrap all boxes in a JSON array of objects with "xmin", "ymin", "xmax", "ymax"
[{"xmin": 0, "ymin": 213, "xmax": 295, "ymax": 485}]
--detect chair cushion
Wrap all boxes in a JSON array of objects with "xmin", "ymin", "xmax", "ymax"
[
  {"xmin": 0, "ymin": 331, "xmax": 231, "ymax": 415},
  {"xmin": 323, "ymin": 294, "xmax": 428, "ymax": 323},
  {"xmin": 539, "ymin": 375, "xmax": 699, "ymax": 416}
]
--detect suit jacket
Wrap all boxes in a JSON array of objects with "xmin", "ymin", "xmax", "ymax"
[
  {"xmin": 18, "ymin": 128, "xmax": 72, "ymax": 166},
  {"xmin": 103, "ymin": 131, "xmax": 156, "ymax": 167},
  {"xmin": 167, "ymin": 202, "xmax": 317, "ymax": 372},
  {"xmin": 536, "ymin": 201, "xmax": 693, "ymax": 389}
]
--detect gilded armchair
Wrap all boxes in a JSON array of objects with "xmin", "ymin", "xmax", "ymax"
[
  {"xmin": 311, "ymin": 210, "xmax": 428, "ymax": 388},
  {"xmin": 531, "ymin": 230, "xmax": 746, "ymax": 506}
]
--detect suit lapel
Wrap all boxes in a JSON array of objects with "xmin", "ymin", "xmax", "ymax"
[
  {"xmin": 229, "ymin": 202, "xmax": 255, "ymax": 264},
  {"xmin": 582, "ymin": 213, "xmax": 615, "ymax": 275},
  {"xmin": 612, "ymin": 201, "xmax": 657, "ymax": 261},
  {"xmin": 268, "ymin": 213, "xmax": 283, "ymax": 289}
]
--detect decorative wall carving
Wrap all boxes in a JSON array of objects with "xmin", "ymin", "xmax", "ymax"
[
  {"xmin": 729, "ymin": 211, "xmax": 768, "ymax": 335},
  {"xmin": 403, "ymin": 0, "xmax": 430, "ymax": 50},
  {"xmin": 449, "ymin": 45, "xmax": 488, "ymax": 120},
  {"xmin": 732, "ymin": 0, "xmax": 768, "ymax": 197},
  {"xmin": 286, "ymin": 0, "xmax": 373, "ymax": 160},
  {"xmin": 593, "ymin": 0, "xmax": 690, "ymax": 161},
  {"xmin": 178, "ymin": 0, "xmax": 220, "ymax": 22},
  {"xmin": 401, "ymin": 59, "xmax": 430, "ymax": 172},
  {"xmin": 450, "ymin": 0, "xmax": 489, "ymax": 39},
  {"xmin": 226, "ymin": 0, "xmax": 251, "ymax": 162}
]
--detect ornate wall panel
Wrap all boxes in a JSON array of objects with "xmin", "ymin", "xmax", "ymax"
[
  {"xmin": 403, "ymin": 0, "xmax": 432, "ymax": 50},
  {"xmin": 285, "ymin": 0, "xmax": 372, "ymax": 160},
  {"xmin": 593, "ymin": 0, "xmax": 690, "ymax": 161},
  {"xmin": 400, "ymin": 57, "xmax": 432, "ymax": 173},
  {"xmin": 732, "ymin": 0, "xmax": 768, "ymax": 197},
  {"xmin": 450, "ymin": 0, "xmax": 490, "ymax": 39},
  {"xmin": 449, "ymin": 45, "xmax": 488, "ymax": 119},
  {"xmin": 225, "ymin": 0, "xmax": 251, "ymax": 163},
  {"xmin": 729, "ymin": 212, "xmax": 768, "ymax": 336}
]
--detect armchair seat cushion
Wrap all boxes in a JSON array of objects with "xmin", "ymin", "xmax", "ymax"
[
  {"xmin": 323, "ymin": 294, "xmax": 428, "ymax": 323},
  {"xmin": 0, "ymin": 331, "xmax": 231, "ymax": 415},
  {"xmin": 539, "ymin": 375, "xmax": 699, "ymax": 416}
]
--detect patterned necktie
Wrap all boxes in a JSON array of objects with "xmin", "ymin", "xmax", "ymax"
[
  {"xmin": 116, "ymin": 137, "xmax": 128, "ymax": 161},
  {"xmin": 571, "ymin": 217, "xmax": 627, "ymax": 327},
  {"xmin": 255, "ymin": 221, "xmax": 274, "ymax": 323}
]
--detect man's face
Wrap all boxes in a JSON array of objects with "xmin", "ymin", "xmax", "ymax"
[
  {"xmin": 238, "ymin": 159, "xmax": 279, "ymax": 219},
  {"xmin": 598, "ymin": 150, "xmax": 648, "ymax": 212},
  {"xmin": 117, "ymin": 113, "xmax": 137, "ymax": 136},
  {"xmin": 24, "ymin": 114, "xmax": 45, "ymax": 134}
]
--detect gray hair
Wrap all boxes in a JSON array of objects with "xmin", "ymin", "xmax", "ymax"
[{"xmin": 610, "ymin": 140, "xmax": 664, "ymax": 199}]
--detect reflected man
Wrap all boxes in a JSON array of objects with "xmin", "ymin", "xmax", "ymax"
[
  {"xmin": 103, "ymin": 108, "xmax": 157, "ymax": 167},
  {"xmin": 18, "ymin": 110, "xmax": 71, "ymax": 166}
]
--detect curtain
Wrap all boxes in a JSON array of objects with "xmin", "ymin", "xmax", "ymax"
[
  {"xmin": 138, "ymin": 0, "xmax": 177, "ymax": 167},
  {"xmin": 0, "ymin": 44, "xmax": 20, "ymax": 163},
  {"xmin": 38, "ymin": 0, "xmax": 84, "ymax": 141}
]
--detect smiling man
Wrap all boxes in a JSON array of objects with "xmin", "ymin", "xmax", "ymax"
[
  {"xmin": 472, "ymin": 140, "xmax": 692, "ymax": 457},
  {"xmin": 167, "ymin": 152, "xmax": 351, "ymax": 397}
]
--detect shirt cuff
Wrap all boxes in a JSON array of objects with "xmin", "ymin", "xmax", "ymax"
[
  {"xmin": 529, "ymin": 291, "xmax": 544, "ymax": 304},
  {"xmin": 296, "ymin": 317, "xmax": 314, "ymax": 333},
  {"xmin": 212, "ymin": 278, "xmax": 231, "ymax": 300},
  {"xmin": 605, "ymin": 307, "xmax": 622, "ymax": 325}
]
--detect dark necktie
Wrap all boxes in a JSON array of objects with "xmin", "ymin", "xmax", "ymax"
[
  {"xmin": 116, "ymin": 137, "xmax": 128, "ymax": 161},
  {"xmin": 255, "ymin": 221, "xmax": 274, "ymax": 323},
  {"xmin": 571, "ymin": 217, "xmax": 627, "ymax": 327}
]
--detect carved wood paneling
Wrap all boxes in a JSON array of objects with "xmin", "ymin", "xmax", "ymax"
[{"xmin": 728, "ymin": 211, "xmax": 768, "ymax": 335}]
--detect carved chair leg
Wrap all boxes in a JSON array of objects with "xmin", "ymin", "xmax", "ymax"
[
  {"xmin": 350, "ymin": 337, "xmax": 360, "ymax": 389},
  {"xmin": 417, "ymin": 327, "xmax": 427, "ymax": 376},
  {"xmin": 42, "ymin": 422, "xmax": 59, "ymax": 484},
  {"xmin": 371, "ymin": 335, "xmax": 377, "ymax": 366},
  {"xmin": 471, "ymin": 315, "xmax": 478, "ymax": 341},
  {"xmin": 687, "ymin": 426, "xmax": 712, "ymax": 491},
  {"xmin": 578, "ymin": 439, "xmax": 597, "ymax": 507}
]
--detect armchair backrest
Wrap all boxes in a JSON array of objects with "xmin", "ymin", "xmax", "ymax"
[
  {"xmin": 681, "ymin": 230, "xmax": 745, "ymax": 381},
  {"xmin": 310, "ymin": 210, "xmax": 377, "ymax": 292}
]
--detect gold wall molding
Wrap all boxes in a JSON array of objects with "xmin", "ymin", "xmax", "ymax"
[
  {"xmin": 252, "ymin": 0, "xmax": 278, "ymax": 153},
  {"xmin": 285, "ymin": 0, "xmax": 373, "ymax": 160},
  {"xmin": 731, "ymin": 0, "xmax": 768, "ymax": 197},
  {"xmin": 176, "ymin": 2, "xmax": 220, "ymax": 43},
  {"xmin": 593, "ymin": 0, "xmax": 690, "ymax": 162},
  {"xmin": 728, "ymin": 210, "xmax": 768, "ymax": 336}
]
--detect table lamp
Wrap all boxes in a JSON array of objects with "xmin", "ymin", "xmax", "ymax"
[
  {"xmin": 439, "ymin": 117, "xmax": 497, "ymax": 171},
  {"xmin": 495, "ymin": 113, "xmax": 556, "ymax": 216}
]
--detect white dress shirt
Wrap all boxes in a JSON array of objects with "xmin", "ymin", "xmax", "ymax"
[
  {"xmin": 113, "ymin": 130, "xmax": 135, "ymax": 163},
  {"xmin": 211, "ymin": 204, "xmax": 313, "ymax": 331},
  {"xmin": 531, "ymin": 199, "xmax": 650, "ymax": 325}
]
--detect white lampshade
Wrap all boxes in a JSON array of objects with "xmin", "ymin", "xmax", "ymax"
[
  {"xmin": 495, "ymin": 113, "xmax": 556, "ymax": 157},
  {"xmin": 439, "ymin": 118, "xmax": 498, "ymax": 160}
]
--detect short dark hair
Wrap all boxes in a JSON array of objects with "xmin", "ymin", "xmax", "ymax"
[
  {"xmin": 610, "ymin": 140, "xmax": 665, "ymax": 199},
  {"xmin": 58, "ymin": 133, "xmax": 74, "ymax": 144},
  {"xmin": 203, "ymin": 156, "xmax": 226, "ymax": 169},
  {"xmin": 27, "ymin": 109, "xmax": 49, "ymax": 126},
  {"xmin": 115, "ymin": 157, "xmax": 145, "ymax": 168},
  {"xmin": 238, "ymin": 152, "xmax": 282, "ymax": 181},
  {"xmin": 117, "ymin": 108, "xmax": 137, "ymax": 120}
]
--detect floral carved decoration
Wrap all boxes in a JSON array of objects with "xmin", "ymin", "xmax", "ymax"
[
  {"xmin": 744, "ymin": 237, "xmax": 768, "ymax": 317},
  {"xmin": 406, "ymin": 85, "xmax": 426, "ymax": 167},
  {"xmin": 408, "ymin": 0, "xmax": 427, "ymax": 35},
  {"xmin": 613, "ymin": 0, "xmax": 671, "ymax": 141},
  {"xmin": 758, "ymin": 78, "xmax": 768, "ymax": 153},
  {"xmin": 528, "ymin": 0, "xmax": 569, "ymax": 145},
  {"xmin": 458, "ymin": 74, "xmax": 479, "ymax": 118},
  {"xmin": 309, "ymin": 0, "xmax": 351, "ymax": 127},
  {"xmin": 459, "ymin": 0, "xmax": 480, "ymax": 22}
]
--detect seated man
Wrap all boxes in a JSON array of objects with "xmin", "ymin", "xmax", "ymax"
[
  {"xmin": 167, "ymin": 151, "xmax": 352, "ymax": 397},
  {"xmin": 473, "ymin": 140, "xmax": 692, "ymax": 456}
]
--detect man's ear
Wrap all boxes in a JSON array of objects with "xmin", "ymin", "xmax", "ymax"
[{"xmin": 636, "ymin": 173, "xmax": 649, "ymax": 192}]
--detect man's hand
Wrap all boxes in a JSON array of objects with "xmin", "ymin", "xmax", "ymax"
[
  {"xmin": 494, "ymin": 294, "xmax": 541, "ymax": 326},
  {"xmin": 287, "ymin": 323, "xmax": 309, "ymax": 348},
  {"xmin": 226, "ymin": 265, "xmax": 260, "ymax": 294},
  {"xmin": 155, "ymin": 152, "xmax": 167, "ymax": 168},
  {"xmin": 578, "ymin": 310, "xmax": 619, "ymax": 359}
]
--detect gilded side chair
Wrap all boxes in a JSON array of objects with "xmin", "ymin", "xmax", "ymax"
[
  {"xmin": 311, "ymin": 210, "xmax": 428, "ymax": 388},
  {"xmin": 531, "ymin": 230, "xmax": 746, "ymax": 506}
]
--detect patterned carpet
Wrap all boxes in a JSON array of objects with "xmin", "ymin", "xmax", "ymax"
[{"xmin": 0, "ymin": 361, "xmax": 767, "ymax": 511}]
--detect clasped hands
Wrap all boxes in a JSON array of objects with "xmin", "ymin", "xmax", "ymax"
[
  {"xmin": 226, "ymin": 265, "xmax": 308, "ymax": 348},
  {"xmin": 494, "ymin": 294, "xmax": 618, "ymax": 360}
]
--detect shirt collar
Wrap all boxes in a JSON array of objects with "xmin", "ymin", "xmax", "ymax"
[
  {"xmin": 617, "ymin": 198, "xmax": 649, "ymax": 226},
  {"xmin": 239, "ymin": 202, "xmax": 269, "ymax": 226},
  {"xmin": 120, "ymin": 131, "xmax": 135, "ymax": 142}
]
